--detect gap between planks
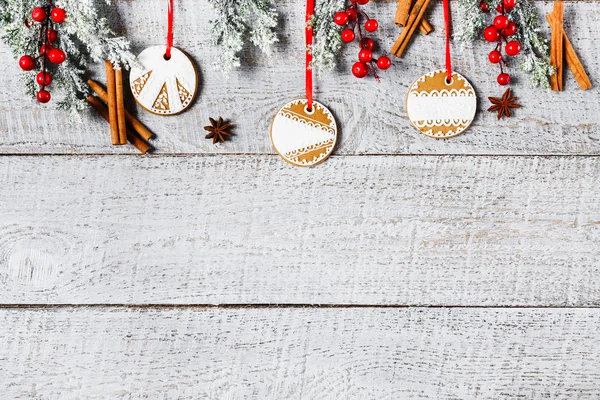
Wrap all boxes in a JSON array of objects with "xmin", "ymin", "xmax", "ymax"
[
  {"xmin": 3, "ymin": 304, "xmax": 600, "ymax": 310},
  {"xmin": 1, "ymin": 153, "xmax": 600, "ymax": 158}
]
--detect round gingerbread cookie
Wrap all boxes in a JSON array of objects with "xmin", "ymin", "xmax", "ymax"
[
  {"xmin": 270, "ymin": 99, "xmax": 338, "ymax": 167},
  {"xmin": 130, "ymin": 46, "xmax": 198, "ymax": 116},
  {"xmin": 406, "ymin": 70, "xmax": 477, "ymax": 139}
]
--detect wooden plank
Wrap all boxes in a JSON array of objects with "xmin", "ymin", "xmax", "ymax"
[
  {"xmin": 1, "ymin": 307, "xmax": 600, "ymax": 398},
  {"xmin": 1, "ymin": 155, "xmax": 600, "ymax": 306},
  {"xmin": 0, "ymin": 1, "xmax": 598, "ymax": 155}
]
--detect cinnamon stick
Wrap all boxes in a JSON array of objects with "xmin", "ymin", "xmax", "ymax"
[
  {"xmin": 88, "ymin": 79, "xmax": 154, "ymax": 140},
  {"xmin": 394, "ymin": 0, "xmax": 412, "ymax": 26},
  {"xmin": 547, "ymin": 2, "xmax": 564, "ymax": 91},
  {"xmin": 395, "ymin": 0, "xmax": 432, "ymax": 35},
  {"xmin": 105, "ymin": 60, "xmax": 120, "ymax": 144},
  {"xmin": 419, "ymin": 19, "xmax": 433, "ymax": 35},
  {"xmin": 547, "ymin": 12, "xmax": 591, "ymax": 90},
  {"xmin": 391, "ymin": 0, "xmax": 431, "ymax": 57},
  {"xmin": 87, "ymin": 95, "xmax": 152, "ymax": 154},
  {"xmin": 115, "ymin": 66, "xmax": 128, "ymax": 145}
]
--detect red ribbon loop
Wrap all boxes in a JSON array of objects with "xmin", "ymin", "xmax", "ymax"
[
  {"xmin": 165, "ymin": 0, "xmax": 174, "ymax": 59},
  {"xmin": 443, "ymin": 0, "xmax": 453, "ymax": 82},
  {"xmin": 305, "ymin": 0, "xmax": 314, "ymax": 110}
]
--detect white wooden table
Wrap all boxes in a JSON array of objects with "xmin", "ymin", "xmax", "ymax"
[{"xmin": 1, "ymin": 0, "xmax": 600, "ymax": 398}]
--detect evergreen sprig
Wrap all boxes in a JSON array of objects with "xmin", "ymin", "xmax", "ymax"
[{"xmin": 208, "ymin": 0, "xmax": 278, "ymax": 75}]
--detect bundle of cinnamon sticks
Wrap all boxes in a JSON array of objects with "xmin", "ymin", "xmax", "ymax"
[
  {"xmin": 391, "ymin": 0, "xmax": 433, "ymax": 58},
  {"xmin": 86, "ymin": 61, "xmax": 154, "ymax": 154},
  {"xmin": 546, "ymin": 1, "xmax": 591, "ymax": 91}
]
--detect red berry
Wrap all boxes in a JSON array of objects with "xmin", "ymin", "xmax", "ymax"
[
  {"xmin": 47, "ymin": 29, "xmax": 58, "ymax": 43},
  {"xmin": 352, "ymin": 61, "xmax": 369, "ymax": 78},
  {"xmin": 502, "ymin": 21, "xmax": 517, "ymax": 36},
  {"xmin": 334, "ymin": 11, "xmax": 348, "ymax": 26},
  {"xmin": 346, "ymin": 8, "xmax": 357, "ymax": 20},
  {"xmin": 376, "ymin": 56, "xmax": 391, "ymax": 70},
  {"xmin": 31, "ymin": 7, "xmax": 46, "ymax": 22},
  {"xmin": 48, "ymin": 48, "xmax": 66, "ymax": 64},
  {"xmin": 40, "ymin": 44, "xmax": 53, "ymax": 55},
  {"xmin": 493, "ymin": 15, "xmax": 509, "ymax": 30},
  {"xmin": 36, "ymin": 71, "xmax": 52, "ymax": 86},
  {"xmin": 364, "ymin": 19, "xmax": 378, "ymax": 32},
  {"xmin": 361, "ymin": 38, "xmax": 374, "ymax": 50},
  {"xmin": 36, "ymin": 89, "xmax": 51, "ymax": 103},
  {"xmin": 488, "ymin": 50, "xmax": 502, "ymax": 64},
  {"xmin": 358, "ymin": 49, "xmax": 372, "ymax": 63},
  {"xmin": 484, "ymin": 26, "xmax": 500, "ymax": 42},
  {"xmin": 505, "ymin": 40, "xmax": 521, "ymax": 56},
  {"xmin": 50, "ymin": 8, "xmax": 67, "ymax": 23},
  {"xmin": 349, "ymin": 0, "xmax": 357, "ymax": 3},
  {"xmin": 503, "ymin": 0, "xmax": 517, "ymax": 11},
  {"xmin": 19, "ymin": 55, "xmax": 36, "ymax": 71},
  {"xmin": 356, "ymin": 0, "xmax": 369, "ymax": 4},
  {"xmin": 497, "ymin": 73, "xmax": 510, "ymax": 86},
  {"xmin": 496, "ymin": 4, "xmax": 503, "ymax": 12},
  {"xmin": 479, "ymin": 1, "xmax": 489, "ymax": 12},
  {"xmin": 341, "ymin": 29, "xmax": 355, "ymax": 43}
]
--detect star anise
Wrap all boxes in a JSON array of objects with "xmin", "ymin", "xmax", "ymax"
[
  {"xmin": 204, "ymin": 117, "xmax": 232, "ymax": 144},
  {"xmin": 488, "ymin": 88, "xmax": 522, "ymax": 120}
]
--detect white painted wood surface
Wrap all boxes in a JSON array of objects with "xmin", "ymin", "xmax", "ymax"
[
  {"xmin": 0, "ymin": 0, "xmax": 598, "ymax": 155},
  {"xmin": 1, "ymin": 155, "xmax": 600, "ymax": 306},
  {"xmin": 2, "ymin": 307, "xmax": 600, "ymax": 399},
  {"xmin": 2, "ymin": 0, "xmax": 600, "ymax": 397}
]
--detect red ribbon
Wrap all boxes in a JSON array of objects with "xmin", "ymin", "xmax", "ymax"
[
  {"xmin": 165, "ymin": 0, "xmax": 174, "ymax": 59},
  {"xmin": 443, "ymin": 0, "xmax": 453, "ymax": 82},
  {"xmin": 305, "ymin": 0, "xmax": 314, "ymax": 110}
]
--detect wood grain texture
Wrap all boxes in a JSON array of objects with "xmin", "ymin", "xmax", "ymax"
[
  {"xmin": 0, "ymin": 1, "xmax": 598, "ymax": 155},
  {"xmin": 1, "ymin": 155, "xmax": 600, "ymax": 306},
  {"xmin": 2, "ymin": 307, "xmax": 600, "ymax": 399}
]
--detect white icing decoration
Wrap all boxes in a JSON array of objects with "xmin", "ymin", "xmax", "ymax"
[
  {"xmin": 129, "ymin": 46, "xmax": 198, "ymax": 116},
  {"xmin": 407, "ymin": 96, "xmax": 476, "ymax": 121}
]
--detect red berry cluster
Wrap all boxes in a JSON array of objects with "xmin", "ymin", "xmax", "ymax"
[
  {"xmin": 18, "ymin": 4, "xmax": 67, "ymax": 103},
  {"xmin": 333, "ymin": 0, "xmax": 391, "ymax": 80},
  {"xmin": 481, "ymin": 0, "xmax": 521, "ymax": 86}
]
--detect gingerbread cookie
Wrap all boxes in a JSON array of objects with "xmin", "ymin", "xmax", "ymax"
[
  {"xmin": 270, "ymin": 99, "xmax": 338, "ymax": 167},
  {"xmin": 406, "ymin": 70, "xmax": 477, "ymax": 139},
  {"xmin": 130, "ymin": 45, "xmax": 198, "ymax": 116}
]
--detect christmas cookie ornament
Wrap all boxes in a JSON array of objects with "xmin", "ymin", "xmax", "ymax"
[
  {"xmin": 406, "ymin": 70, "xmax": 476, "ymax": 138},
  {"xmin": 130, "ymin": 0, "xmax": 198, "ymax": 115},
  {"xmin": 270, "ymin": 0, "xmax": 338, "ymax": 167},
  {"xmin": 406, "ymin": 0, "xmax": 477, "ymax": 139},
  {"xmin": 271, "ymin": 99, "xmax": 337, "ymax": 166}
]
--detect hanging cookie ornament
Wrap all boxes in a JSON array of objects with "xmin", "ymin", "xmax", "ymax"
[
  {"xmin": 130, "ymin": 0, "xmax": 198, "ymax": 115},
  {"xmin": 270, "ymin": 0, "xmax": 338, "ymax": 167},
  {"xmin": 406, "ymin": 0, "xmax": 477, "ymax": 139}
]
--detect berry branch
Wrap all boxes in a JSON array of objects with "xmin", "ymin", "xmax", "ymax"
[
  {"xmin": 482, "ymin": 0, "xmax": 522, "ymax": 86},
  {"xmin": 334, "ymin": 0, "xmax": 391, "ymax": 79},
  {"xmin": 2, "ymin": 0, "xmax": 136, "ymax": 113},
  {"xmin": 456, "ymin": 0, "xmax": 555, "ymax": 88},
  {"xmin": 19, "ymin": 3, "xmax": 67, "ymax": 103}
]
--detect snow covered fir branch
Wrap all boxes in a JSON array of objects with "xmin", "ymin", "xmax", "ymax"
[
  {"xmin": 0, "ymin": 0, "xmax": 136, "ymax": 113},
  {"xmin": 456, "ymin": 0, "xmax": 555, "ymax": 88},
  {"xmin": 208, "ymin": 0, "xmax": 278, "ymax": 75},
  {"xmin": 312, "ymin": 0, "xmax": 345, "ymax": 75}
]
